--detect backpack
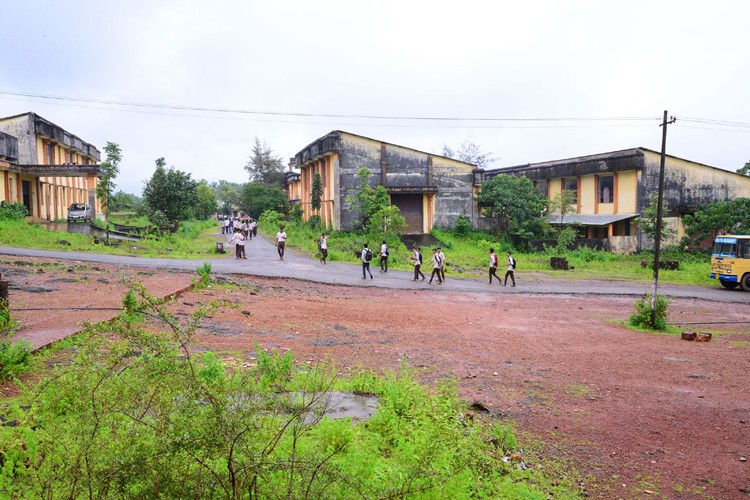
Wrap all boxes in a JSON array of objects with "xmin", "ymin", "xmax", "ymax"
[
  {"xmin": 384, "ymin": 245, "xmax": 389, "ymax": 256},
  {"xmin": 511, "ymin": 257, "xmax": 517, "ymax": 269},
  {"xmin": 365, "ymin": 248, "xmax": 373, "ymax": 262}
]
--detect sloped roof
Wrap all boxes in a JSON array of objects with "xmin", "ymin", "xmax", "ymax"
[{"xmin": 545, "ymin": 213, "xmax": 638, "ymax": 226}]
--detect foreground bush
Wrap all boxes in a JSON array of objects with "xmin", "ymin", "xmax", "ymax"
[
  {"xmin": 629, "ymin": 293, "xmax": 671, "ymax": 331},
  {"xmin": 0, "ymin": 288, "xmax": 577, "ymax": 498},
  {"xmin": 0, "ymin": 338, "xmax": 32, "ymax": 382}
]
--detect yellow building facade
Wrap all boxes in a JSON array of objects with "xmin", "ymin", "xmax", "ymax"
[
  {"xmin": 486, "ymin": 148, "xmax": 750, "ymax": 252},
  {"xmin": 0, "ymin": 113, "xmax": 101, "ymax": 220}
]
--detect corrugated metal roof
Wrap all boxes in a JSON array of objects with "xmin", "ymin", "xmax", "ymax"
[{"xmin": 545, "ymin": 213, "xmax": 638, "ymax": 226}]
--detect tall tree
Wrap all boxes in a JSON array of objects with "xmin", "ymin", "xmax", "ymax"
[
  {"xmin": 442, "ymin": 138, "xmax": 497, "ymax": 168},
  {"xmin": 241, "ymin": 182, "xmax": 289, "ymax": 219},
  {"xmin": 476, "ymin": 174, "xmax": 549, "ymax": 238},
  {"xmin": 737, "ymin": 160, "xmax": 750, "ymax": 176},
  {"xmin": 549, "ymin": 189, "xmax": 577, "ymax": 226},
  {"xmin": 96, "ymin": 142, "xmax": 122, "ymax": 243},
  {"xmin": 142, "ymin": 158, "xmax": 198, "ymax": 226},
  {"xmin": 244, "ymin": 137, "xmax": 285, "ymax": 186},
  {"xmin": 311, "ymin": 173, "xmax": 323, "ymax": 215},
  {"xmin": 636, "ymin": 193, "xmax": 674, "ymax": 243},
  {"xmin": 345, "ymin": 167, "xmax": 390, "ymax": 229},
  {"xmin": 682, "ymin": 198, "xmax": 750, "ymax": 247},
  {"xmin": 194, "ymin": 181, "xmax": 218, "ymax": 220}
]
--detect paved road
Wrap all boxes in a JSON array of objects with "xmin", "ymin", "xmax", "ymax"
[{"xmin": 2, "ymin": 233, "xmax": 749, "ymax": 304}]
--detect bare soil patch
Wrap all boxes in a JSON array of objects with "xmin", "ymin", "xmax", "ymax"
[{"xmin": 3, "ymin": 261, "xmax": 750, "ymax": 498}]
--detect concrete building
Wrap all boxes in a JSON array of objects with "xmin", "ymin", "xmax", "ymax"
[
  {"xmin": 485, "ymin": 148, "xmax": 750, "ymax": 252},
  {"xmin": 285, "ymin": 131, "xmax": 481, "ymax": 234},
  {"xmin": 0, "ymin": 112, "xmax": 101, "ymax": 220}
]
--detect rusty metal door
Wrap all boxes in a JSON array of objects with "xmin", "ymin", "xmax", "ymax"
[{"xmin": 390, "ymin": 194, "xmax": 423, "ymax": 234}]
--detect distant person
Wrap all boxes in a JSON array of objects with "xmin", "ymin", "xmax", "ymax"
[
  {"xmin": 379, "ymin": 240, "xmax": 389, "ymax": 272},
  {"xmin": 437, "ymin": 247, "xmax": 446, "ymax": 282},
  {"xmin": 504, "ymin": 251, "xmax": 516, "ymax": 287},
  {"xmin": 361, "ymin": 243, "xmax": 374, "ymax": 279},
  {"xmin": 319, "ymin": 233, "xmax": 329, "ymax": 264},
  {"xmin": 410, "ymin": 246, "xmax": 425, "ymax": 281},
  {"xmin": 276, "ymin": 227, "xmax": 287, "ymax": 260},
  {"xmin": 226, "ymin": 218, "xmax": 233, "ymax": 234},
  {"xmin": 220, "ymin": 217, "xmax": 226, "ymax": 235},
  {"xmin": 229, "ymin": 231, "xmax": 246, "ymax": 259},
  {"xmin": 429, "ymin": 248, "xmax": 443, "ymax": 284},
  {"xmin": 251, "ymin": 219, "xmax": 257, "ymax": 237},
  {"xmin": 488, "ymin": 248, "xmax": 501, "ymax": 284}
]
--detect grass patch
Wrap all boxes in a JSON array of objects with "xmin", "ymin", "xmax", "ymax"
[
  {"xmin": 0, "ymin": 219, "xmax": 222, "ymax": 259},
  {"xmin": 0, "ymin": 289, "xmax": 582, "ymax": 498}
]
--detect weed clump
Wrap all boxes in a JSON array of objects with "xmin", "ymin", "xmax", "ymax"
[{"xmin": 629, "ymin": 293, "xmax": 671, "ymax": 330}]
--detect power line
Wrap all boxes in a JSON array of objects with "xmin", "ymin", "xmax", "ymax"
[{"xmin": 0, "ymin": 89, "xmax": 661, "ymax": 123}]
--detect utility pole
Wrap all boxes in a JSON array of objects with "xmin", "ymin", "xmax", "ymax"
[{"xmin": 651, "ymin": 110, "xmax": 677, "ymax": 324}]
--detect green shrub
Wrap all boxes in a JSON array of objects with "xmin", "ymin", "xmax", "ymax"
[
  {"xmin": 0, "ymin": 201, "xmax": 29, "ymax": 221},
  {"xmin": 629, "ymin": 293, "xmax": 671, "ymax": 330},
  {"xmin": 307, "ymin": 214, "xmax": 321, "ymax": 228},
  {"xmin": 453, "ymin": 213, "xmax": 471, "ymax": 236},
  {"xmin": 0, "ymin": 338, "xmax": 32, "ymax": 382},
  {"xmin": 196, "ymin": 262, "xmax": 212, "ymax": 287}
]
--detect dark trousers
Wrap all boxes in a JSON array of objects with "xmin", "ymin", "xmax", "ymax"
[
  {"xmin": 362, "ymin": 262, "xmax": 372, "ymax": 278},
  {"xmin": 504, "ymin": 270, "xmax": 515, "ymax": 286},
  {"xmin": 277, "ymin": 242, "xmax": 285, "ymax": 259},
  {"xmin": 379, "ymin": 255, "xmax": 388, "ymax": 272},
  {"xmin": 221, "ymin": 226, "xmax": 225, "ymax": 234},
  {"xmin": 321, "ymin": 248, "xmax": 328, "ymax": 263},
  {"xmin": 414, "ymin": 264, "xmax": 425, "ymax": 280},
  {"xmin": 430, "ymin": 268, "xmax": 442, "ymax": 283},
  {"xmin": 253, "ymin": 228, "xmax": 257, "ymax": 237},
  {"xmin": 489, "ymin": 267, "xmax": 501, "ymax": 283}
]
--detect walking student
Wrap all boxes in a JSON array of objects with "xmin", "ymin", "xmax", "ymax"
[
  {"xmin": 488, "ymin": 248, "xmax": 501, "ymax": 284},
  {"xmin": 319, "ymin": 233, "xmax": 329, "ymax": 264},
  {"xmin": 276, "ymin": 227, "xmax": 287, "ymax": 260},
  {"xmin": 437, "ymin": 247, "xmax": 446, "ymax": 282},
  {"xmin": 229, "ymin": 231, "xmax": 246, "ymax": 259},
  {"xmin": 361, "ymin": 243, "xmax": 374, "ymax": 279},
  {"xmin": 379, "ymin": 240, "xmax": 389, "ymax": 272},
  {"xmin": 504, "ymin": 251, "xmax": 516, "ymax": 287},
  {"xmin": 429, "ymin": 248, "xmax": 443, "ymax": 284},
  {"xmin": 410, "ymin": 246, "xmax": 426, "ymax": 281}
]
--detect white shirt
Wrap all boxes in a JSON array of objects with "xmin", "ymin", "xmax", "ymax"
[
  {"xmin": 320, "ymin": 237, "xmax": 327, "ymax": 250},
  {"xmin": 276, "ymin": 231, "xmax": 287, "ymax": 242},
  {"xmin": 490, "ymin": 253, "xmax": 498, "ymax": 268},
  {"xmin": 412, "ymin": 249, "xmax": 421, "ymax": 266},
  {"xmin": 230, "ymin": 232, "xmax": 245, "ymax": 246},
  {"xmin": 507, "ymin": 256, "xmax": 515, "ymax": 272},
  {"xmin": 381, "ymin": 243, "xmax": 388, "ymax": 257}
]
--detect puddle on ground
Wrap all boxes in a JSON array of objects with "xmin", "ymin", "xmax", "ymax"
[{"xmin": 295, "ymin": 391, "xmax": 379, "ymax": 424}]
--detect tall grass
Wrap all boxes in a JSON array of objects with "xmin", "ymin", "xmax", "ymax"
[{"xmin": 0, "ymin": 219, "xmax": 221, "ymax": 259}]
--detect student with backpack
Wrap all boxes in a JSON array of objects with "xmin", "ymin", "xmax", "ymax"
[
  {"xmin": 379, "ymin": 240, "xmax": 389, "ymax": 272},
  {"xmin": 504, "ymin": 251, "xmax": 516, "ymax": 287},
  {"xmin": 488, "ymin": 248, "xmax": 502, "ymax": 284},
  {"xmin": 409, "ymin": 246, "xmax": 426, "ymax": 281},
  {"xmin": 361, "ymin": 243, "xmax": 374, "ymax": 279},
  {"xmin": 429, "ymin": 248, "xmax": 443, "ymax": 284}
]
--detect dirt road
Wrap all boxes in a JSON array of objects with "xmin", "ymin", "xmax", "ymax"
[{"xmin": 3, "ymin": 258, "xmax": 750, "ymax": 497}]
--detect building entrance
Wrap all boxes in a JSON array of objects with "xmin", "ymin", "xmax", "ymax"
[{"xmin": 390, "ymin": 193, "xmax": 423, "ymax": 234}]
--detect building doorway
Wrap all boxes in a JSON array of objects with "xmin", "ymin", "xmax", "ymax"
[
  {"xmin": 22, "ymin": 180, "xmax": 32, "ymax": 215},
  {"xmin": 390, "ymin": 193, "xmax": 423, "ymax": 234}
]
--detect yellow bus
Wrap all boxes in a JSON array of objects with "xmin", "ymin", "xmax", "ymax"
[{"xmin": 711, "ymin": 235, "xmax": 750, "ymax": 291}]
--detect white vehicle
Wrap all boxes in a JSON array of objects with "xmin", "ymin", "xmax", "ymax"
[{"xmin": 67, "ymin": 203, "xmax": 95, "ymax": 222}]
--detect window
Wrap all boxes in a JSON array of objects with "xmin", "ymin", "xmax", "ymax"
[
  {"xmin": 533, "ymin": 180, "xmax": 547, "ymax": 197},
  {"xmin": 564, "ymin": 178, "xmax": 578, "ymax": 203},
  {"xmin": 44, "ymin": 141, "xmax": 55, "ymax": 164},
  {"xmin": 599, "ymin": 176, "xmax": 613, "ymax": 203}
]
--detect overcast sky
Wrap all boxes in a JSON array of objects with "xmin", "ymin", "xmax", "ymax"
[{"xmin": 2, "ymin": 0, "xmax": 749, "ymax": 194}]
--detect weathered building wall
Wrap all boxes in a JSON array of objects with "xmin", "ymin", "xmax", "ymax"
[
  {"xmin": 336, "ymin": 135, "xmax": 382, "ymax": 230},
  {"xmin": 431, "ymin": 156, "xmax": 475, "ymax": 229},
  {"xmin": 617, "ymin": 171, "xmax": 638, "ymax": 213},
  {"xmin": 0, "ymin": 131, "xmax": 18, "ymax": 161},
  {"xmin": 0, "ymin": 115, "xmax": 37, "ymax": 163},
  {"xmin": 639, "ymin": 150, "xmax": 750, "ymax": 215}
]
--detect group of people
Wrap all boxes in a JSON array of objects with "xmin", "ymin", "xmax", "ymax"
[
  {"xmin": 220, "ymin": 216, "xmax": 257, "ymax": 238},
  {"xmin": 221, "ymin": 216, "xmax": 258, "ymax": 259},
  {"xmin": 225, "ymin": 222, "xmax": 518, "ymax": 287},
  {"xmin": 407, "ymin": 246, "xmax": 446, "ymax": 284}
]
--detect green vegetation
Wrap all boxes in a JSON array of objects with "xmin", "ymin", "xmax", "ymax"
[
  {"xmin": 0, "ymin": 218, "xmax": 221, "ymax": 259},
  {"xmin": 0, "ymin": 201, "xmax": 29, "ymax": 221},
  {"xmin": 681, "ymin": 197, "xmax": 750, "ymax": 247},
  {"xmin": 142, "ymin": 157, "xmax": 200, "ymax": 225},
  {"xmin": 0, "ymin": 287, "xmax": 580, "ymax": 498},
  {"xmin": 628, "ymin": 293, "xmax": 671, "ymax": 331},
  {"xmin": 258, "ymin": 210, "xmax": 413, "ymax": 270},
  {"xmin": 242, "ymin": 182, "xmax": 288, "ymax": 219},
  {"xmin": 475, "ymin": 174, "xmax": 550, "ymax": 239},
  {"xmin": 0, "ymin": 337, "xmax": 32, "ymax": 382}
]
